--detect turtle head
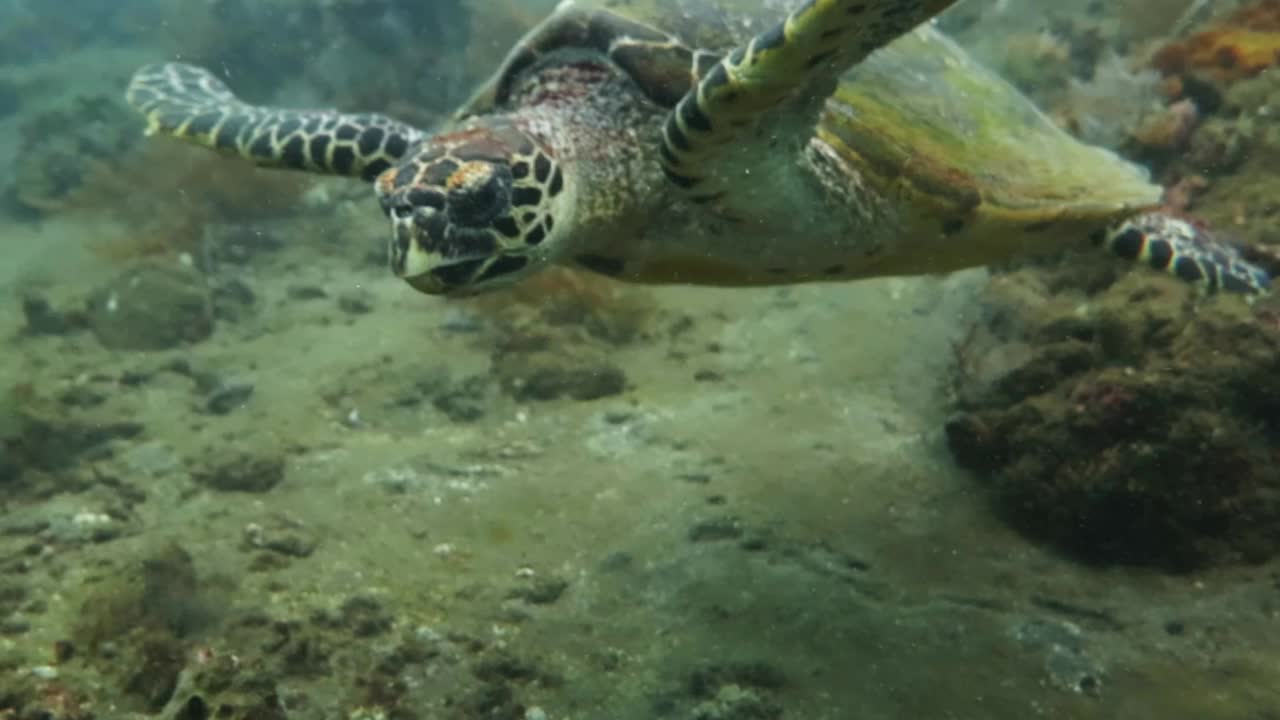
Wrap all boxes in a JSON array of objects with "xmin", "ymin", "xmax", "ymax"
[{"xmin": 375, "ymin": 124, "xmax": 569, "ymax": 296}]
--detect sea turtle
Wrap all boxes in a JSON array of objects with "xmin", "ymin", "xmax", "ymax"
[{"xmin": 124, "ymin": 0, "xmax": 1271, "ymax": 297}]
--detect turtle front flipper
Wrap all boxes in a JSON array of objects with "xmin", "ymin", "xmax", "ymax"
[
  {"xmin": 1099, "ymin": 213, "xmax": 1271, "ymax": 296},
  {"xmin": 660, "ymin": 0, "xmax": 958, "ymax": 198},
  {"xmin": 126, "ymin": 63, "xmax": 425, "ymax": 181}
]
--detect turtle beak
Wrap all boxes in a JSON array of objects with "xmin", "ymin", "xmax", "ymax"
[
  {"xmin": 403, "ymin": 272, "xmax": 448, "ymax": 295},
  {"xmin": 403, "ymin": 258, "xmax": 490, "ymax": 296},
  {"xmin": 389, "ymin": 204, "xmax": 488, "ymax": 295}
]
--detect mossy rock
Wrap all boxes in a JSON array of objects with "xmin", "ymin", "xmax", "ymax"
[
  {"xmin": 85, "ymin": 260, "xmax": 214, "ymax": 351},
  {"xmin": 949, "ymin": 270, "xmax": 1280, "ymax": 570}
]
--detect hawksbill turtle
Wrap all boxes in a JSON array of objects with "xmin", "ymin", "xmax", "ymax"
[{"xmin": 124, "ymin": 0, "xmax": 1272, "ymax": 297}]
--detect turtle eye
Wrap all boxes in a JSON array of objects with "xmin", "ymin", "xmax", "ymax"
[{"xmin": 446, "ymin": 162, "xmax": 512, "ymax": 228}]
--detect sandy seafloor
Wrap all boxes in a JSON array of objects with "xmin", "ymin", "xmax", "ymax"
[{"xmin": 2, "ymin": 1, "xmax": 1279, "ymax": 718}]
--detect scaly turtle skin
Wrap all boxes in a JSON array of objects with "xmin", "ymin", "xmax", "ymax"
[{"xmin": 125, "ymin": 0, "xmax": 1272, "ymax": 297}]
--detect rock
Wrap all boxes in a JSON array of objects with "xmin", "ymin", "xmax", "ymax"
[
  {"xmin": 687, "ymin": 661, "xmax": 787, "ymax": 720},
  {"xmin": 58, "ymin": 385, "xmax": 106, "ymax": 408},
  {"xmin": 286, "ymin": 285, "xmax": 328, "ymax": 301},
  {"xmin": 85, "ymin": 261, "xmax": 213, "ymax": 351},
  {"xmin": 690, "ymin": 684, "xmax": 782, "ymax": 720},
  {"xmin": 507, "ymin": 576, "xmax": 569, "ymax": 605},
  {"xmin": 311, "ymin": 595, "xmax": 394, "ymax": 637},
  {"xmin": 337, "ymin": 290, "xmax": 374, "ymax": 315},
  {"xmin": 140, "ymin": 543, "xmax": 213, "ymax": 638},
  {"xmin": 1013, "ymin": 618, "xmax": 1105, "ymax": 697},
  {"xmin": 0, "ymin": 447, "xmax": 17, "ymax": 485},
  {"xmin": 20, "ymin": 293, "xmax": 84, "ymax": 336},
  {"xmin": 599, "ymin": 551, "xmax": 634, "ymax": 572},
  {"xmin": 173, "ymin": 696, "xmax": 210, "ymax": 720},
  {"xmin": 432, "ymin": 376, "xmax": 490, "ymax": 422},
  {"xmin": 42, "ymin": 508, "xmax": 134, "ymax": 545},
  {"xmin": 949, "ymin": 268, "xmax": 1280, "ymax": 569},
  {"xmin": 0, "ymin": 583, "xmax": 29, "ymax": 614},
  {"xmin": 204, "ymin": 382, "xmax": 254, "ymax": 415},
  {"xmin": 242, "ymin": 519, "xmax": 318, "ymax": 559},
  {"xmin": 120, "ymin": 441, "xmax": 180, "ymax": 477},
  {"xmin": 2, "ymin": 405, "xmax": 143, "ymax": 473},
  {"xmin": 506, "ymin": 365, "xmax": 628, "ymax": 402},
  {"xmin": 192, "ymin": 453, "xmax": 285, "ymax": 493},
  {"xmin": 688, "ymin": 517, "xmax": 744, "ymax": 543},
  {"xmin": 211, "ymin": 278, "xmax": 257, "ymax": 323}
]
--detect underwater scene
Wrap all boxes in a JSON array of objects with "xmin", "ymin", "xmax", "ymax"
[{"xmin": 2, "ymin": 0, "xmax": 1280, "ymax": 717}]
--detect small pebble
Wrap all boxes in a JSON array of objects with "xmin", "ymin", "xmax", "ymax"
[
  {"xmin": 337, "ymin": 291, "xmax": 374, "ymax": 314},
  {"xmin": 508, "ymin": 577, "xmax": 569, "ymax": 605},
  {"xmin": 600, "ymin": 551, "xmax": 634, "ymax": 572},
  {"xmin": 53, "ymin": 639, "xmax": 75, "ymax": 663},
  {"xmin": 21, "ymin": 294, "xmax": 77, "ymax": 335},
  {"xmin": 193, "ymin": 453, "xmax": 285, "ymax": 493},
  {"xmin": 119, "ymin": 370, "xmax": 151, "ymax": 386},
  {"xmin": 688, "ymin": 517, "xmax": 744, "ymax": 542},
  {"xmin": 0, "ymin": 618, "xmax": 30, "ymax": 635},
  {"xmin": 205, "ymin": 382, "xmax": 255, "ymax": 414},
  {"xmin": 440, "ymin": 307, "xmax": 483, "ymax": 333},
  {"xmin": 287, "ymin": 285, "xmax": 328, "ymax": 300}
]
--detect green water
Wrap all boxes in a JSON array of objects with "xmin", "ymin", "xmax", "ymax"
[{"xmin": 1, "ymin": 1, "xmax": 1277, "ymax": 718}]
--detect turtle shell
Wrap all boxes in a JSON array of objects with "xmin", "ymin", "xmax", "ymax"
[
  {"xmin": 457, "ymin": 0, "xmax": 785, "ymax": 119},
  {"xmin": 471, "ymin": 0, "xmax": 1159, "ymax": 223},
  {"xmin": 587, "ymin": 0, "xmax": 795, "ymax": 50},
  {"xmin": 820, "ymin": 23, "xmax": 1161, "ymax": 219}
]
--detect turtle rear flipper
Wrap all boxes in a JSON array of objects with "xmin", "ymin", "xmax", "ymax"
[
  {"xmin": 126, "ymin": 63, "xmax": 424, "ymax": 181},
  {"xmin": 660, "ymin": 0, "xmax": 957, "ymax": 197},
  {"xmin": 1101, "ymin": 213, "xmax": 1271, "ymax": 296}
]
